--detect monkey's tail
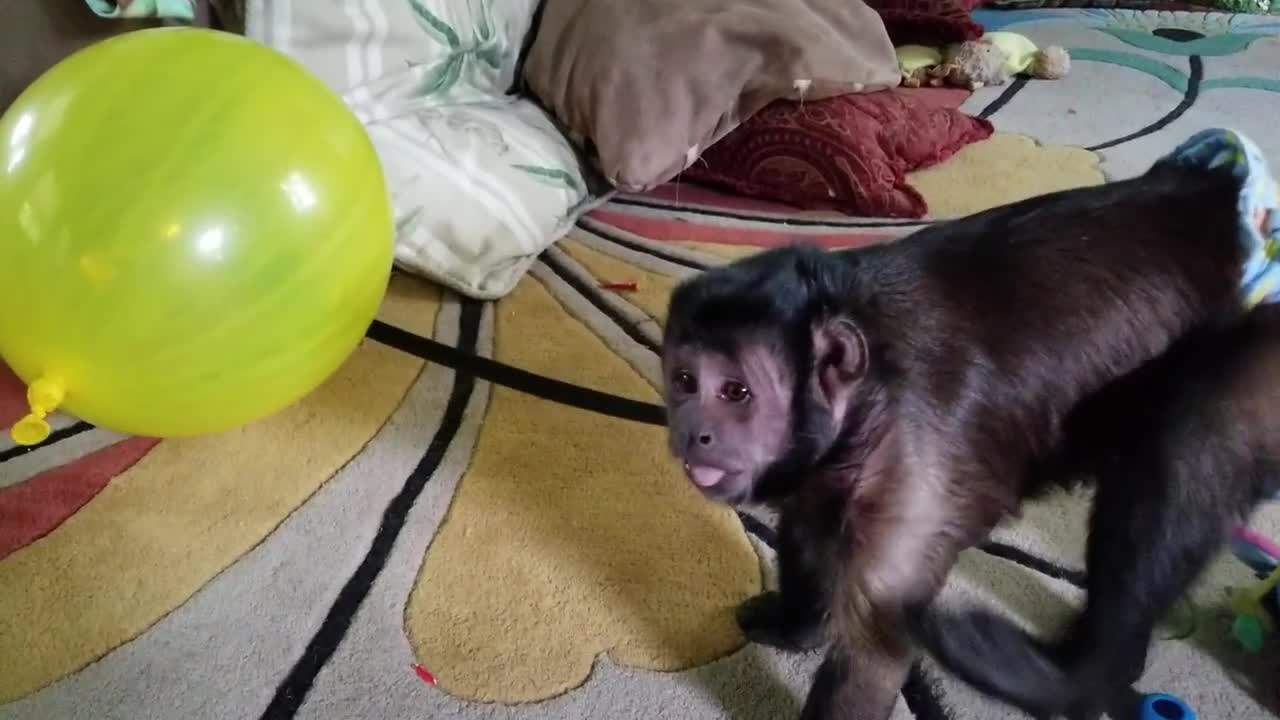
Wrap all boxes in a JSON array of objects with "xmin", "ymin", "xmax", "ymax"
[{"xmin": 912, "ymin": 607, "xmax": 1078, "ymax": 716}]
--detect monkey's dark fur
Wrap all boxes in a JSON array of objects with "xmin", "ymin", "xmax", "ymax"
[
  {"xmin": 661, "ymin": 159, "xmax": 1258, "ymax": 720},
  {"xmin": 913, "ymin": 303, "xmax": 1280, "ymax": 719}
]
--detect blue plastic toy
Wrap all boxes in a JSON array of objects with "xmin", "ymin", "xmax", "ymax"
[{"xmin": 1138, "ymin": 693, "xmax": 1196, "ymax": 720}]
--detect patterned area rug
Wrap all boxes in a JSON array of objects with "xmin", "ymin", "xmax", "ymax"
[{"xmin": 3, "ymin": 9, "xmax": 1280, "ymax": 720}]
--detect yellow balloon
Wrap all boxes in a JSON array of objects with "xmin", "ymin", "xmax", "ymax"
[{"xmin": 0, "ymin": 28, "xmax": 394, "ymax": 444}]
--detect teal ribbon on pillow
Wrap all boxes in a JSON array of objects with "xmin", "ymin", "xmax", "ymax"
[{"xmin": 85, "ymin": 0, "xmax": 196, "ymax": 21}]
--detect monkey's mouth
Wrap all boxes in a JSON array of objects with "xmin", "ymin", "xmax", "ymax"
[
  {"xmin": 683, "ymin": 462, "xmax": 741, "ymax": 490},
  {"xmin": 682, "ymin": 462, "xmax": 752, "ymax": 504},
  {"xmin": 684, "ymin": 463, "xmax": 726, "ymax": 487}
]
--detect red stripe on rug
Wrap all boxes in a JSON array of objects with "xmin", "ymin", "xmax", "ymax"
[
  {"xmin": 0, "ymin": 364, "xmax": 28, "ymax": 428},
  {"xmin": 0, "ymin": 436, "xmax": 159, "ymax": 560},
  {"xmin": 589, "ymin": 209, "xmax": 899, "ymax": 249}
]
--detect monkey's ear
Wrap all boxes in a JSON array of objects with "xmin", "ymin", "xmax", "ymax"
[{"xmin": 812, "ymin": 318, "xmax": 867, "ymax": 416}]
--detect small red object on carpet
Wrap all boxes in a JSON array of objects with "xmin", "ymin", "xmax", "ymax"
[
  {"xmin": 600, "ymin": 281, "xmax": 638, "ymax": 291},
  {"xmin": 412, "ymin": 663, "xmax": 436, "ymax": 685}
]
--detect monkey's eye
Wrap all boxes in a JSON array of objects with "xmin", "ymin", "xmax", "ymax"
[
  {"xmin": 719, "ymin": 381, "xmax": 751, "ymax": 403},
  {"xmin": 673, "ymin": 370, "xmax": 698, "ymax": 395}
]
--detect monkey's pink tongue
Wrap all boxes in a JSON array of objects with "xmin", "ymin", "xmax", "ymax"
[{"xmin": 685, "ymin": 463, "xmax": 726, "ymax": 488}]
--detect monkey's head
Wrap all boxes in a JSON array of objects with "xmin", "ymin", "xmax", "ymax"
[{"xmin": 661, "ymin": 246, "xmax": 871, "ymax": 505}]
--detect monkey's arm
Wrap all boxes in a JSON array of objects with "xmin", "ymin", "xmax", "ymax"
[
  {"xmin": 801, "ymin": 447, "xmax": 1000, "ymax": 720},
  {"xmin": 738, "ymin": 497, "xmax": 843, "ymax": 651}
]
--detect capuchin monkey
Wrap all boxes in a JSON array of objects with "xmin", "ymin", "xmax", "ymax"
[
  {"xmin": 910, "ymin": 301, "xmax": 1280, "ymax": 720},
  {"xmin": 660, "ymin": 130, "xmax": 1275, "ymax": 720}
]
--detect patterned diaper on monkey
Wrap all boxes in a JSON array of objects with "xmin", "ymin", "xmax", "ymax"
[{"xmin": 1158, "ymin": 127, "xmax": 1280, "ymax": 307}]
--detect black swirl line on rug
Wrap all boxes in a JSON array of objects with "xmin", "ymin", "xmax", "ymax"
[
  {"xmin": 0, "ymin": 421, "xmax": 94, "ymax": 465},
  {"xmin": 980, "ymin": 540, "xmax": 1087, "ymax": 588},
  {"xmin": 368, "ymin": 320, "xmax": 665, "ymax": 426},
  {"xmin": 1088, "ymin": 55, "xmax": 1203, "ymax": 152},
  {"xmin": 734, "ymin": 511, "xmax": 778, "ymax": 547},
  {"xmin": 576, "ymin": 221, "xmax": 712, "ymax": 272},
  {"xmin": 978, "ymin": 76, "xmax": 1030, "ymax": 120},
  {"xmin": 260, "ymin": 300, "xmax": 484, "ymax": 720}
]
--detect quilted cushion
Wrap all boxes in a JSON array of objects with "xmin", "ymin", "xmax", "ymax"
[
  {"xmin": 247, "ymin": 0, "xmax": 606, "ymax": 300},
  {"xmin": 680, "ymin": 90, "xmax": 994, "ymax": 219}
]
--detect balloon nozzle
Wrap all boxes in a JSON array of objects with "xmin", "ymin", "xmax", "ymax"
[{"xmin": 10, "ymin": 375, "xmax": 65, "ymax": 446}]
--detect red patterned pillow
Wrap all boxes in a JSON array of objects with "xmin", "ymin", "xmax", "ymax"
[
  {"xmin": 680, "ymin": 89, "xmax": 993, "ymax": 219},
  {"xmin": 865, "ymin": 0, "xmax": 984, "ymax": 45}
]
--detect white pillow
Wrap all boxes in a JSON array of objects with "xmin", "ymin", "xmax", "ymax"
[{"xmin": 246, "ymin": 0, "xmax": 607, "ymax": 299}]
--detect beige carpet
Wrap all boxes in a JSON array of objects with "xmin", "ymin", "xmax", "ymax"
[{"xmin": 2, "ymin": 8, "xmax": 1280, "ymax": 720}]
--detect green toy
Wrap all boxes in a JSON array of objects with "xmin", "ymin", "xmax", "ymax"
[
  {"xmin": 1211, "ymin": 0, "xmax": 1273, "ymax": 15},
  {"xmin": 1230, "ymin": 564, "xmax": 1280, "ymax": 652}
]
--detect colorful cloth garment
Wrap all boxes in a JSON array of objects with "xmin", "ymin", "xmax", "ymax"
[
  {"xmin": 85, "ymin": 0, "xmax": 195, "ymax": 21},
  {"xmin": 1159, "ymin": 127, "xmax": 1280, "ymax": 307}
]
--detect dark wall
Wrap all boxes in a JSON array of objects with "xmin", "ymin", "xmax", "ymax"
[{"xmin": 0, "ymin": 0, "xmax": 238, "ymax": 112}]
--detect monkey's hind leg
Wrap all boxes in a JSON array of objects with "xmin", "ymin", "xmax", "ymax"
[
  {"xmin": 1047, "ymin": 454, "xmax": 1241, "ymax": 718},
  {"xmin": 918, "ymin": 452, "xmax": 1242, "ymax": 719}
]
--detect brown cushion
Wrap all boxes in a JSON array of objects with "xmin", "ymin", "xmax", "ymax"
[{"xmin": 521, "ymin": 0, "xmax": 901, "ymax": 193}]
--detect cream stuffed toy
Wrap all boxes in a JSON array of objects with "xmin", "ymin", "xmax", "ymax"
[{"xmin": 897, "ymin": 32, "xmax": 1071, "ymax": 90}]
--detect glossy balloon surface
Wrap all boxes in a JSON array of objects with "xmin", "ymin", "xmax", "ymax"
[{"xmin": 0, "ymin": 28, "xmax": 394, "ymax": 438}]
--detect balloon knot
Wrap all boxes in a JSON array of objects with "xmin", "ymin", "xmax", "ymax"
[
  {"xmin": 11, "ymin": 414, "xmax": 50, "ymax": 446},
  {"xmin": 10, "ymin": 375, "xmax": 65, "ymax": 446}
]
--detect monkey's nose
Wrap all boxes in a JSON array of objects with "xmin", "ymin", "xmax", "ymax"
[{"xmin": 698, "ymin": 433, "xmax": 713, "ymax": 446}]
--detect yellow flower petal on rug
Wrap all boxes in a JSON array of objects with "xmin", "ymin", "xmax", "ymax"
[
  {"xmin": 405, "ymin": 274, "xmax": 760, "ymax": 703},
  {"xmin": 908, "ymin": 132, "xmax": 1104, "ymax": 218},
  {"xmin": 0, "ymin": 275, "xmax": 440, "ymax": 703}
]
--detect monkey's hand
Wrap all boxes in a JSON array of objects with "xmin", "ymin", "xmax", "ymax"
[{"xmin": 736, "ymin": 591, "xmax": 826, "ymax": 651}]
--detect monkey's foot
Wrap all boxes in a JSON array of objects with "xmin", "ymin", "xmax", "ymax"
[{"xmin": 735, "ymin": 591, "xmax": 825, "ymax": 651}]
